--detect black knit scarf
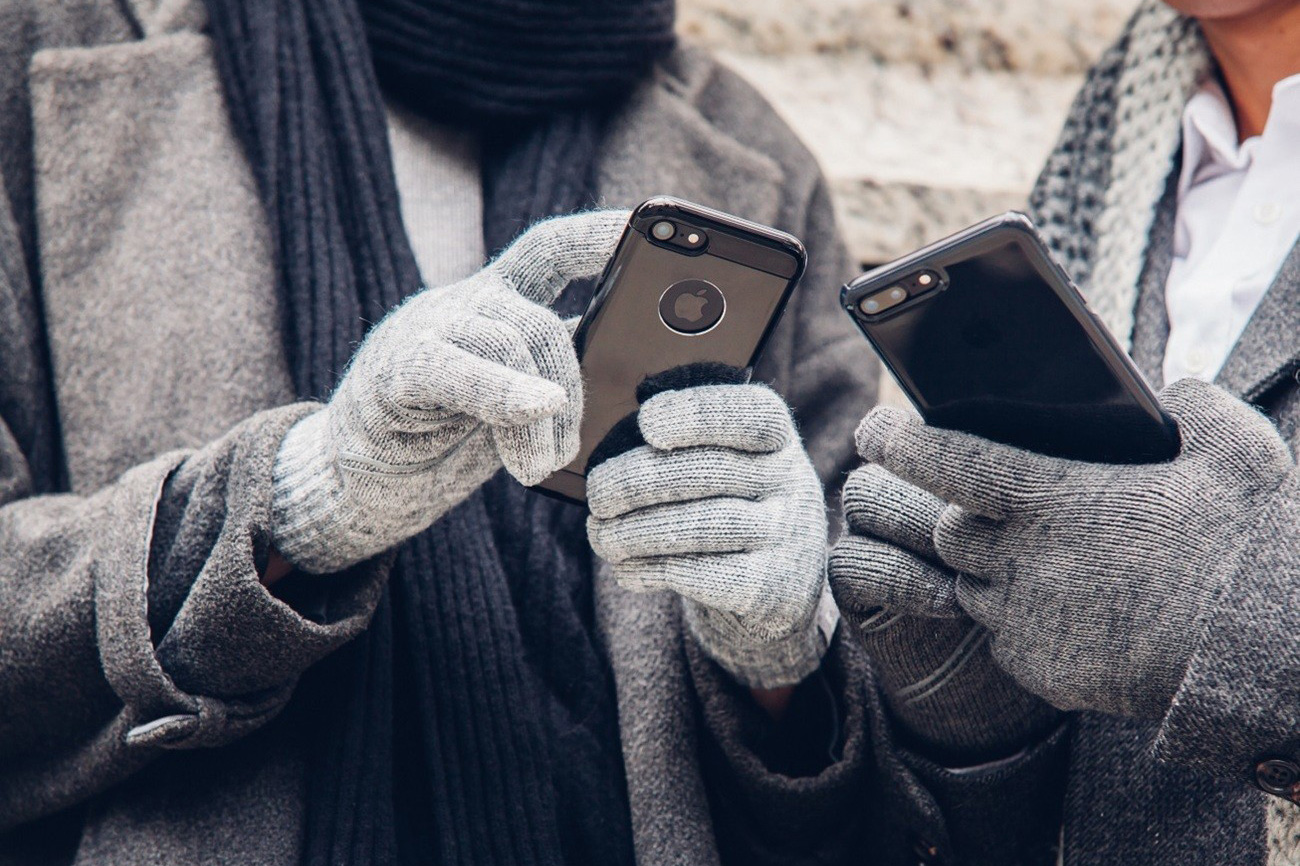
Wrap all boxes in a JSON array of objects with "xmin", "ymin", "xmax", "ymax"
[{"xmin": 199, "ymin": 1, "xmax": 674, "ymax": 864}]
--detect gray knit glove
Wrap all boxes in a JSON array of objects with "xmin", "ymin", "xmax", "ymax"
[
  {"xmin": 829, "ymin": 463, "xmax": 1058, "ymax": 761},
  {"xmin": 858, "ymin": 378, "xmax": 1296, "ymax": 719},
  {"xmin": 586, "ymin": 382, "xmax": 838, "ymax": 689},
  {"xmin": 271, "ymin": 210, "xmax": 629, "ymax": 574}
]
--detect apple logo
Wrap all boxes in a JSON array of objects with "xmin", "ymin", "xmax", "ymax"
[
  {"xmin": 674, "ymin": 289, "xmax": 709, "ymax": 323},
  {"xmin": 659, "ymin": 279, "xmax": 725, "ymax": 334}
]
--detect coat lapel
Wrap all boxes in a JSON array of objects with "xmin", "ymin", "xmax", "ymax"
[
  {"xmin": 30, "ymin": 11, "xmax": 293, "ymax": 494},
  {"xmin": 1215, "ymin": 238, "xmax": 1300, "ymax": 402},
  {"xmin": 595, "ymin": 48, "xmax": 783, "ymax": 226}
]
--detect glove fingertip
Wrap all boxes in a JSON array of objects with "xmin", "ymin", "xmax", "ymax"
[
  {"xmin": 496, "ymin": 379, "xmax": 570, "ymax": 425},
  {"xmin": 854, "ymin": 406, "xmax": 918, "ymax": 462}
]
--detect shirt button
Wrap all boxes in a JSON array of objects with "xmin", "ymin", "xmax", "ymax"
[
  {"xmin": 1184, "ymin": 347, "xmax": 1209, "ymax": 375},
  {"xmin": 1254, "ymin": 202, "xmax": 1283, "ymax": 225},
  {"xmin": 1255, "ymin": 758, "xmax": 1300, "ymax": 797}
]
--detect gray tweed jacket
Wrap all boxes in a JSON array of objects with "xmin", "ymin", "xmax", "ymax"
[
  {"xmin": 871, "ymin": 7, "xmax": 1300, "ymax": 864},
  {"xmin": 0, "ymin": 2, "xmax": 877, "ymax": 864}
]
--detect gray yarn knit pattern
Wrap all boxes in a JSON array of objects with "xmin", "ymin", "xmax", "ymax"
[
  {"xmin": 829, "ymin": 464, "xmax": 1058, "ymax": 760},
  {"xmin": 1030, "ymin": 0, "xmax": 1209, "ymax": 350},
  {"xmin": 586, "ymin": 383, "xmax": 838, "ymax": 689},
  {"xmin": 858, "ymin": 378, "xmax": 1296, "ymax": 719},
  {"xmin": 272, "ymin": 209, "xmax": 629, "ymax": 573},
  {"xmin": 1269, "ymin": 799, "xmax": 1300, "ymax": 866}
]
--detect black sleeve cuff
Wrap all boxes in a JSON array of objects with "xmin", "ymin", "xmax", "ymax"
[
  {"xmin": 689, "ymin": 631, "xmax": 876, "ymax": 865},
  {"xmin": 863, "ymin": 657, "xmax": 1070, "ymax": 866}
]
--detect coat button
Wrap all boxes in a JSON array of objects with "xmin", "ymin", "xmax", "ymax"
[{"xmin": 1255, "ymin": 759, "xmax": 1300, "ymax": 797}]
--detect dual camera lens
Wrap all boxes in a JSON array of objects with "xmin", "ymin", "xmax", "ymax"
[
  {"xmin": 650, "ymin": 220, "xmax": 707, "ymax": 252},
  {"xmin": 857, "ymin": 269, "xmax": 944, "ymax": 317}
]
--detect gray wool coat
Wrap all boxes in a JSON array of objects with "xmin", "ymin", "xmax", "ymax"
[{"xmin": 0, "ymin": 2, "xmax": 879, "ymax": 864}]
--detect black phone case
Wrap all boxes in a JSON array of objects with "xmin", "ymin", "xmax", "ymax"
[
  {"xmin": 842, "ymin": 211, "xmax": 1179, "ymax": 464},
  {"xmin": 536, "ymin": 197, "xmax": 807, "ymax": 503}
]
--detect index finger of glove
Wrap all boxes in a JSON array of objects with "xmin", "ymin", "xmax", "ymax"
[
  {"xmin": 639, "ymin": 384, "xmax": 794, "ymax": 453},
  {"xmin": 491, "ymin": 210, "xmax": 630, "ymax": 306},
  {"xmin": 384, "ymin": 339, "xmax": 566, "ymax": 428},
  {"xmin": 855, "ymin": 407, "xmax": 1073, "ymax": 518},
  {"xmin": 479, "ymin": 293, "xmax": 584, "ymax": 460},
  {"xmin": 478, "ymin": 291, "xmax": 580, "ymax": 386},
  {"xmin": 828, "ymin": 534, "xmax": 963, "ymax": 619},
  {"xmin": 587, "ymin": 445, "xmax": 782, "ymax": 520},
  {"xmin": 841, "ymin": 464, "xmax": 945, "ymax": 558}
]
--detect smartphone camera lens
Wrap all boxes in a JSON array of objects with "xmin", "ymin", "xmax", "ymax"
[
  {"xmin": 858, "ymin": 286, "xmax": 908, "ymax": 315},
  {"xmin": 651, "ymin": 220, "xmax": 676, "ymax": 241}
]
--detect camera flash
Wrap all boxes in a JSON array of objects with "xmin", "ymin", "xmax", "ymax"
[
  {"xmin": 918, "ymin": 273, "xmax": 933, "ymax": 286},
  {"xmin": 687, "ymin": 232, "xmax": 701, "ymax": 245}
]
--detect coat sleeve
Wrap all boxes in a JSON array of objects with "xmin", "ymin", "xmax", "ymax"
[
  {"xmin": 0, "ymin": 404, "xmax": 388, "ymax": 832},
  {"xmin": 687, "ymin": 634, "xmax": 879, "ymax": 866},
  {"xmin": 1154, "ymin": 467, "xmax": 1300, "ymax": 791}
]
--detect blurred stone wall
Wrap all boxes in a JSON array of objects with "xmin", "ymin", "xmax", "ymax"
[{"xmin": 678, "ymin": 0, "xmax": 1140, "ymax": 267}]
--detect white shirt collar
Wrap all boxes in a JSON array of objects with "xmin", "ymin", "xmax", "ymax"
[{"xmin": 1178, "ymin": 72, "xmax": 1300, "ymax": 200}]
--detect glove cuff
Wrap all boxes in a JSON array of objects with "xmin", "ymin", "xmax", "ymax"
[
  {"xmin": 861, "ymin": 616, "xmax": 1059, "ymax": 763},
  {"xmin": 684, "ymin": 583, "xmax": 840, "ymax": 689},
  {"xmin": 270, "ymin": 409, "xmax": 360, "ymax": 574}
]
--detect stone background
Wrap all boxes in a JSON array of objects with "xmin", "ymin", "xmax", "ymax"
[{"xmin": 677, "ymin": 0, "xmax": 1140, "ymax": 267}]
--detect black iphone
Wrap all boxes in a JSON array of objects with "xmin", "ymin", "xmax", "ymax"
[
  {"xmin": 841, "ymin": 211, "xmax": 1178, "ymax": 464},
  {"xmin": 536, "ymin": 197, "xmax": 807, "ymax": 503}
]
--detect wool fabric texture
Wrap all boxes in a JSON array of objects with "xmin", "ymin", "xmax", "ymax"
[
  {"xmin": 828, "ymin": 464, "xmax": 1058, "ymax": 763},
  {"xmin": 271, "ymin": 211, "xmax": 628, "ymax": 573},
  {"xmin": 1012, "ymin": 5, "xmax": 1300, "ymax": 851},
  {"xmin": 200, "ymin": 0, "xmax": 673, "ymax": 864},
  {"xmin": 361, "ymin": 0, "xmax": 676, "ymax": 120},
  {"xmin": 587, "ymin": 380, "xmax": 838, "ymax": 688},
  {"xmin": 857, "ymin": 377, "xmax": 1296, "ymax": 719},
  {"xmin": 1030, "ymin": 0, "xmax": 1209, "ymax": 350}
]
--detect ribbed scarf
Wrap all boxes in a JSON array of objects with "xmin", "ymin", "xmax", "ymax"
[{"xmin": 199, "ymin": 1, "xmax": 674, "ymax": 864}]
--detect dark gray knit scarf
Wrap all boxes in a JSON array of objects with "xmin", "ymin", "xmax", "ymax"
[{"xmin": 199, "ymin": 1, "xmax": 674, "ymax": 864}]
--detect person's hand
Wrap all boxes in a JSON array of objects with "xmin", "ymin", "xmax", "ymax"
[
  {"xmin": 857, "ymin": 378, "xmax": 1296, "ymax": 718},
  {"xmin": 829, "ymin": 463, "xmax": 1057, "ymax": 761},
  {"xmin": 270, "ymin": 210, "xmax": 630, "ymax": 574},
  {"xmin": 586, "ymin": 368, "xmax": 837, "ymax": 689}
]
